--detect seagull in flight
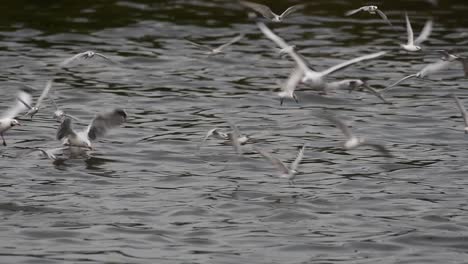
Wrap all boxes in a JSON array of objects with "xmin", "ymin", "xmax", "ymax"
[
  {"xmin": 383, "ymin": 59, "xmax": 453, "ymax": 92},
  {"xmin": 401, "ymin": 13, "xmax": 433, "ymax": 52},
  {"xmin": 56, "ymin": 109, "xmax": 127, "ymax": 149},
  {"xmin": 199, "ymin": 126, "xmax": 249, "ymax": 151},
  {"xmin": 186, "ymin": 34, "xmax": 244, "ymax": 55},
  {"xmin": 345, "ymin": 6, "xmax": 392, "ymax": 26},
  {"xmin": 436, "ymin": 50, "xmax": 468, "ymax": 77},
  {"xmin": 254, "ymin": 144, "xmax": 306, "ymax": 183},
  {"xmin": 21, "ymin": 80, "xmax": 52, "ymax": 119},
  {"xmin": 240, "ymin": 1, "xmax": 303, "ymax": 22},
  {"xmin": 59, "ymin": 51, "xmax": 116, "ymax": 67},
  {"xmin": 323, "ymin": 114, "xmax": 392, "ymax": 157},
  {"xmin": 257, "ymin": 22, "xmax": 386, "ymax": 89},
  {"xmin": 278, "ymin": 67, "xmax": 303, "ymax": 105},
  {"xmin": 453, "ymin": 95, "xmax": 468, "ymax": 134},
  {"xmin": 0, "ymin": 89, "xmax": 32, "ymax": 146}
]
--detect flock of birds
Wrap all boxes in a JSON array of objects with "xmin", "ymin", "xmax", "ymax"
[{"xmin": 1, "ymin": 1, "xmax": 467, "ymax": 182}]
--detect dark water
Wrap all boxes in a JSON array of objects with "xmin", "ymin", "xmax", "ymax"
[{"xmin": 1, "ymin": 0, "xmax": 468, "ymax": 263}]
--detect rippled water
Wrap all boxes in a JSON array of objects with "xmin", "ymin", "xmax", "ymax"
[{"xmin": 1, "ymin": 0, "xmax": 468, "ymax": 263}]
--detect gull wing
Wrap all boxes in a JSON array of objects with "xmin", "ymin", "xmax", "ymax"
[
  {"xmin": 257, "ymin": 22, "xmax": 315, "ymax": 75},
  {"xmin": 35, "ymin": 80, "xmax": 52, "ymax": 108},
  {"xmin": 240, "ymin": 1, "xmax": 276, "ymax": 20},
  {"xmin": 376, "ymin": 9, "xmax": 392, "ymax": 26},
  {"xmin": 56, "ymin": 118, "xmax": 76, "ymax": 140},
  {"xmin": 345, "ymin": 7, "xmax": 364, "ymax": 16},
  {"xmin": 382, "ymin": 73, "xmax": 418, "ymax": 92},
  {"xmin": 228, "ymin": 121, "xmax": 242, "ymax": 155},
  {"xmin": 186, "ymin": 40, "xmax": 214, "ymax": 51},
  {"xmin": 254, "ymin": 147, "xmax": 289, "ymax": 175},
  {"xmin": 453, "ymin": 95, "xmax": 468, "ymax": 127},
  {"xmin": 324, "ymin": 114, "xmax": 354, "ymax": 140},
  {"xmin": 414, "ymin": 19, "xmax": 433, "ymax": 45},
  {"xmin": 87, "ymin": 109, "xmax": 127, "ymax": 141},
  {"xmin": 320, "ymin": 51, "xmax": 386, "ymax": 77},
  {"xmin": 198, "ymin": 128, "xmax": 220, "ymax": 150},
  {"xmin": 59, "ymin": 52, "xmax": 86, "ymax": 67},
  {"xmin": 359, "ymin": 84, "xmax": 391, "ymax": 104},
  {"xmin": 217, "ymin": 34, "xmax": 244, "ymax": 51},
  {"xmin": 290, "ymin": 144, "xmax": 306, "ymax": 171},
  {"xmin": 405, "ymin": 13, "xmax": 415, "ymax": 45},
  {"xmin": 94, "ymin": 52, "xmax": 117, "ymax": 64},
  {"xmin": 279, "ymin": 4, "xmax": 304, "ymax": 19},
  {"xmin": 363, "ymin": 143, "xmax": 393, "ymax": 158},
  {"xmin": 2, "ymin": 89, "xmax": 32, "ymax": 119}
]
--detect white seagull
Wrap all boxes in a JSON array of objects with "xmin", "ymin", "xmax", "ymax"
[
  {"xmin": 257, "ymin": 22, "xmax": 386, "ymax": 88},
  {"xmin": 59, "ymin": 51, "xmax": 116, "ymax": 67},
  {"xmin": 453, "ymin": 95, "xmax": 468, "ymax": 134},
  {"xmin": 186, "ymin": 34, "xmax": 244, "ymax": 55},
  {"xmin": 254, "ymin": 144, "xmax": 306, "ymax": 183},
  {"xmin": 383, "ymin": 59, "xmax": 453, "ymax": 92},
  {"xmin": 56, "ymin": 109, "xmax": 127, "ymax": 149},
  {"xmin": 21, "ymin": 80, "xmax": 52, "ymax": 119},
  {"xmin": 345, "ymin": 6, "xmax": 392, "ymax": 26},
  {"xmin": 324, "ymin": 114, "xmax": 392, "ymax": 157},
  {"xmin": 240, "ymin": 1, "xmax": 303, "ymax": 22},
  {"xmin": 401, "ymin": 13, "xmax": 433, "ymax": 52},
  {"xmin": 0, "ymin": 89, "xmax": 32, "ymax": 146},
  {"xmin": 278, "ymin": 67, "xmax": 303, "ymax": 105},
  {"xmin": 199, "ymin": 126, "xmax": 249, "ymax": 151}
]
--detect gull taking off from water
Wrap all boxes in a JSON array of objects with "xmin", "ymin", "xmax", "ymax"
[
  {"xmin": 0, "ymin": 89, "xmax": 32, "ymax": 146},
  {"xmin": 186, "ymin": 34, "xmax": 243, "ymax": 55},
  {"xmin": 21, "ymin": 80, "xmax": 52, "ymax": 119},
  {"xmin": 401, "ymin": 13, "xmax": 433, "ymax": 52},
  {"xmin": 323, "ymin": 114, "xmax": 392, "ymax": 157},
  {"xmin": 59, "ymin": 51, "xmax": 116, "ymax": 67},
  {"xmin": 57, "ymin": 109, "xmax": 127, "ymax": 149},
  {"xmin": 257, "ymin": 22, "xmax": 386, "ymax": 89},
  {"xmin": 345, "ymin": 6, "xmax": 392, "ymax": 26},
  {"xmin": 254, "ymin": 144, "xmax": 306, "ymax": 183},
  {"xmin": 453, "ymin": 95, "xmax": 468, "ymax": 134},
  {"xmin": 240, "ymin": 1, "xmax": 303, "ymax": 22}
]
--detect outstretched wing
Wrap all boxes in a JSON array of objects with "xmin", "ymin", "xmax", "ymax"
[
  {"xmin": 376, "ymin": 9, "xmax": 392, "ymax": 26},
  {"xmin": 405, "ymin": 13, "xmax": 415, "ymax": 45},
  {"xmin": 198, "ymin": 128, "xmax": 220, "ymax": 150},
  {"xmin": 279, "ymin": 4, "xmax": 304, "ymax": 19},
  {"xmin": 453, "ymin": 94, "xmax": 468, "ymax": 127},
  {"xmin": 59, "ymin": 52, "xmax": 86, "ymax": 67},
  {"xmin": 35, "ymin": 80, "xmax": 53, "ymax": 108},
  {"xmin": 320, "ymin": 51, "xmax": 386, "ymax": 77},
  {"xmin": 2, "ymin": 89, "xmax": 32, "ymax": 119},
  {"xmin": 94, "ymin": 52, "xmax": 118, "ymax": 64},
  {"xmin": 56, "ymin": 118, "xmax": 76, "ymax": 140},
  {"xmin": 363, "ymin": 143, "xmax": 393, "ymax": 158},
  {"xmin": 254, "ymin": 147, "xmax": 289, "ymax": 175},
  {"xmin": 240, "ymin": 1, "xmax": 276, "ymax": 20},
  {"xmin": 323, "ymin": 114, "xmax": 354, "ymax": 140},
  {"xmin": 290, "ymin": 144, "xmax": 306, "ymax": 171},
  {"xmin": 360, "ymin": 84, "xmax": 391, "ymax": 104},
  {"xmin": 382, "ymin": 74, "xmax": 418, "ymax": 93},
  {"xmin": 217, "ymin": 34, "xmax": 244, "ymax": 51},
  {"xmin": 345, "ymin": 7, "xmax": 364, "ymax": 16},
  {"xmin": 87, "ymin": 109, "xmax": 127, "ymax": 141},
  {"xmin": 415, "ymin": 19, "xmax": 433, "ymax": 45}
]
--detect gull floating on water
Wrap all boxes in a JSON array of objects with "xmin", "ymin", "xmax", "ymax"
[
  {"xmin": 59, "ymin": 51, "xmax": 116, "ymax": 67},
  {"xmin": 323, "ymin": 114, "xmax": 392, "ymax": 157},
  {"xmin": 254, "ymin": 144, "xmax": 306, "ymax": 183},
  {"xmin": 0, "ymin": 89, "xmax": 32, "ymax": 146},
  {"xmin": 401, "ymin": 13, "xmax": 432, "ymax": 52},
  {"xmin": 21, "ymin": 80, "xmax": 52, "ymax": 119},
  {"xmin": 186, "ymin": 34, "xmax": 244, "ymax": 55},
  {"xmin": 278, "ymin": 67, "xmax": 303, "ymax": 105},
  {"xmin": 57, "ymin": 109, "xmax": 127, "ymax": 149},
  {"xmin": 453, "ymin": 94, "xmax": 468, "ymax": 134},
  {"xmin": 257, "ymin": 22, "xmax": 386, "ymax": 89},
  {"xmin": 383, "ymin": 59, "xmax": 453, "ymax": 92},
  {"xmin": 345, "ymin": 6, "xmax": 392, "ymax": 26},
  {"xmin": 240, "ymin": 1, "xmax": 303, "ymax": 22}
]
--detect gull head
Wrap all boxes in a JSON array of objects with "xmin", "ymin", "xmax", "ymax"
[
  {"xmin": 10, "ymin": 119, "xmax": 20, "ymax": 127},
  {"xmin": 53, "ymin": 110, "xmax": 65, "ymax": 120},
  {"xmin": 367, "ymin": 6, "xmax": 378, "ymax": 13},
  {"xmin": 84, "ymin": 51, "xmax": 95, "ymax": 58},
  {"xmin": 347, "ymin": 79, "xmax": 365, "ymax": 91},
  {"xmin": 273, "ymin": 15, "xmax": 282, "ymax": 22}
]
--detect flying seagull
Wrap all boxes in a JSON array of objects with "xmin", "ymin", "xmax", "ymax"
[
  {"xmin": 278, "ymin": 67, "xmax": 303, "ymax": 105},
  {"xmin": 257, "ymin": 22, "xmax": 386, "ymax": 89},
  {"xmin": 254, "ymin": 144, "xmax": 306, "ymax": 183},
  {"xmin": 345, "ymin": 6, "xmax": 392, "ymax": 26},
  {"xmin": 21, "ymin": 80, "xmax": 53, "ymax": 119},
  {"xmin": 240, "ymin": 1, "xmax": 303, "ymax": 22},
  {"xmin": 0, "ymin": 89, "xmax": 32, "ymax": 146},
  {"xmin": 453, "ymin": 95, "xmax": 468, "ymax": 133},
  {"xmin": 56, "ymin": 109, "xmax": 127, "ymax": 149},
  {"xmin": 401, "ymin": 13, "xmax": 433, "ymax": 52},
  {"xmin": 323, "ymin": 114, "xmax": 392, "ymax": 157},
  {"xmin": 186, "ymin": 34, "xmax": 244, "ymax": 55},
  {"xmin": 59, "ymin": 51, "xmax": 116, "ymax": 67}
]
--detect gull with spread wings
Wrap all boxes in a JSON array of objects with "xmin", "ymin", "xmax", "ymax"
[
  {"xmin": 345, "ymin": 5, "xmax": 392, "ymax": 26},
  {"xmin": 400, "ymin": 13, "xmax": 433, "ymax": 52},
  {"xmin": 0, "ymin": 89, "xmax": 32, "ymax": 146},
  {"xmin": 186, "ymin": 34, "xmax": 243, "ymax": 55},
  {"xmin": 59, "ymin": 51, "xmax": 116, "ymax": 67},
  {"xmin": 20, "ymin": 80, "xmax": 52, "ymax": 119},
  {"xmin": 240, "ymin": 1, "xmax": 303, "ymax": 22}
]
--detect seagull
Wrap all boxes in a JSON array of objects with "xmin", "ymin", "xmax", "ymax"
[
  {"xmin": 278, "ymin": 67, "xmax": 303, "ymax": 105},
  {"xmin": 56, "ymin": 109, "xmax": 127, "ymax": 149},
  {"xmin": 254, "ymin": 144, "xmax": 306, "ymax": 183},
  {"xmin": 453, "ymin": 95, "xmax": 468, "ymax": 133},
  {"xmin": 0, "ymin": 89, "xmax": 32, "ymax": 146},
  {"xmin": 240, "ymin": 1, "xmax": 303, "ymax": 22},
  {"xmin": 401, "ymin": 13, "xmax": 433, "ymax": 52},
  {"xmin": 345, "ymin": 6, "xmax": 392, "ymax": 26},
  {"xmin": 383, "ymin": 59, "xmax": 453, "ymax": 92},
  {"xmin": 199, "ymin": 127, "xmax": 249, "ymax": 150},
  {"xmin": 323, "ymin": 114, "xmax": 392, "ymax": 157},
  {"xmin": 20, "ymin": 80, "xmax": 52, "ymax": 119},
  {"xmin": 327, "ymin": 79, "xmax": 390, "ymax": 104},
  {"xmin": 257, "ymin": 22, "xmax": 386, "ymax": 88},
  {"xmin": 59, "ymin": 51, "xmax": 116, "ymax": 67},
  {"xmin": 436, "ymin": 50, "xmax": 468, "ymax": 77},
  {"xmin": 186, "ymin": 34, "xmax": 244, "ymax": 55}
]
